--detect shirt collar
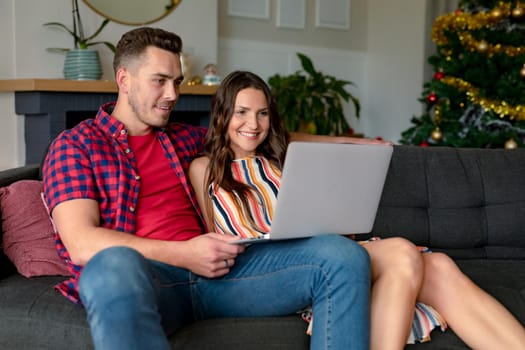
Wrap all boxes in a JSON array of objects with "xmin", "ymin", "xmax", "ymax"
[{"xmin": 92, "ymin": 102, "xmax": 128, "ymax": 139}]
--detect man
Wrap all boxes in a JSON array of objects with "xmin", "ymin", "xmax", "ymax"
[{"xmin": 43, "ymin": 27, "xmax": 371, "ymax": 349}]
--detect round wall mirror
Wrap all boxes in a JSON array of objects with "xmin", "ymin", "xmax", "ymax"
[{"xmin": 83, "ymin": 0, "xmax": 182, "ymax": 25}]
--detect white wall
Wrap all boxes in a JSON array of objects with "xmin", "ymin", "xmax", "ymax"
[
  {"xmin": 218, "ymin": 38, "xmax": 367, "ymax": 134},
  {"xmin": 218, "ymin": 0, "xmax": 429, "ymax": 142},
  {"xmin": 6, "ymin": 0, "xmax": 217, "ymax": 80},
  {"xmin": 0, "ymin": 0, "xmax": 431, "ymax": 170},
  {"xmin": 0, "ymin": 0, "xmax": 20, "ymax": 169},
  {"xmin": 364, "ymin": 0, "xmax": 428, "ymax": 142},
  {"xmin": 0, "ymin": 0, "xmax": 218, "ymax": 170},
  {"xmin": 218, "ymin": 0, "xmax": 368, "ymax": 51}
]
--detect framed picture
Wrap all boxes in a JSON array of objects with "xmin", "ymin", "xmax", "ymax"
[
  {"xmin": 276, "ymin": 0, "xmax": 305, "ymax": 29},
  {"xmin": 227, "ymin": 0, "xmax": 270, "ymax": 20},
  {"xmin": 315, "ymin": 0, "xmax": 351, "ymax": 30}
]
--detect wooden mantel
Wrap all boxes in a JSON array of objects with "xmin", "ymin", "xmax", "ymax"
[
  {"xmin": 1, "ymin": 79, "xmax": 217, "ymax": 164},
  {"xmin": 0, "ymin": 78, "xmax": 217, "ymax": 95}
]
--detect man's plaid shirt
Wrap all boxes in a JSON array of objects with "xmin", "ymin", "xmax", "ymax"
[{"xmin": 42, "ymin": 102, "xmax": 207, "ymax": 304}]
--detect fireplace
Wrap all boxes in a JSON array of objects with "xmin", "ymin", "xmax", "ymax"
[{"xmin": 0, "ymin": 79, "xmax": 216, "ymax": 165}]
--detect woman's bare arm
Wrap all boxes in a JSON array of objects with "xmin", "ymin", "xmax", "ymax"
[{"xmin": 188, "ymin": 156, "xmax": 213, "ymax": 230}]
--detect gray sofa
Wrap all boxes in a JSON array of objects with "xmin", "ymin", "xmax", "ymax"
[{"xmin": 1, "ymin": 145, "xmax": 524, "ymax": 349}]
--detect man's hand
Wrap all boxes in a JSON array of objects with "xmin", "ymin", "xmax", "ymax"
[{"xmin": 176, "ymin": 233, "xmax": 246, "ymax": 278}]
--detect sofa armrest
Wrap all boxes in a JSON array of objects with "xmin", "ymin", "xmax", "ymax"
[{"xmin": 0, "ymin": 164, "xmax": 40, "ymax": 188}]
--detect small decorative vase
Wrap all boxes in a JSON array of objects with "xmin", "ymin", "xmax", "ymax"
[
  {"xmin": 180, "ymin": 52, "xmax": 192, "ymax": 84},
  {"xmin": 63, "ymin": 49, "xmax": 102, "ymax": 80}
]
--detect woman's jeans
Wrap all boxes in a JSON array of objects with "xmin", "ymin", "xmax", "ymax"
[{"xmin": 78, "ymin": 234, "xmax": 371, "ymax": 350}]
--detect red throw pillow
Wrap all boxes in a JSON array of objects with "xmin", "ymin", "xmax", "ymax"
[{"xmin": 0, "ymin": 180, "xmax": 69, "ymax": 277}]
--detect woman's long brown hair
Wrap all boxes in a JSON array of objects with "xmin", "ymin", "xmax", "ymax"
[{"xmin": 203, "ymin": 71, "xmax": 289, "ymax": 231}]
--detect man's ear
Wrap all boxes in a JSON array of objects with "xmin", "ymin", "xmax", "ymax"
[{"xmin": 115, "ymin": 68, "xmax": 130, "ymax": 94}]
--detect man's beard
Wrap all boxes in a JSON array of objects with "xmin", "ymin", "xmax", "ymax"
[{"xmin": 127, "ymin": 90, "xmax": 169, "ymax": 128}]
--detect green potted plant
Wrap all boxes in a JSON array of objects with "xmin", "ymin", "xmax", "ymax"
[
  {"xmin": 44, "ymin": 0, "xmax": 116, "ymax": 80},
  {"xmin": 268, "ymin": 53, "xmax": 360, "ymax": 135}
]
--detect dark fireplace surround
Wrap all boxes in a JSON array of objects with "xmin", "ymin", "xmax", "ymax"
[{"xmin": 15, "ymin": 90, "xmax": 212, "ymax": 165}]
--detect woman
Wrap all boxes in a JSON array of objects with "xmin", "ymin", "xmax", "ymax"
[{"xmin": 189, "ymin": 70, "xmax": 525, "ymax": 349}]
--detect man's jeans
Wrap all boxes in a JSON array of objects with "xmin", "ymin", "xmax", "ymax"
[{"xmin": 79, "ymin": 234, "xmax": 370, "ymax": 349}]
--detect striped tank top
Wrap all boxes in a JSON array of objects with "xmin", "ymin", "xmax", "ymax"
[{"xmin": 209, "ymin": 156, "xmax": 281, "ymax": 238}]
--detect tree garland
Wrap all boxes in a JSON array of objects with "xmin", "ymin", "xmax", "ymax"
[
  {"xmin": 430, "ymin": 1, "xmax": 525, "ymax": 141},
  {"xmin": 432, "ymin": 2, "xmax": 525, "ymax": 58},
  {"xmin": 440, "ymin": 76, "xmax": 525, "ymax": 120}
]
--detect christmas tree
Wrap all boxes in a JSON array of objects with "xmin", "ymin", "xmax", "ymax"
[{"xmin": 400, "ymin": 0, "xmax": 525, "ymax": 148}]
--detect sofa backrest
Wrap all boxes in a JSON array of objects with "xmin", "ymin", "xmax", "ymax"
[{"xmin": 371, "ymin": 146, "xmax": 525, "ymax": 260}]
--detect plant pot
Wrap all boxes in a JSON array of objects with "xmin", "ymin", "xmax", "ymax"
[{"xmin": 63, "ymin": 49, "xmax": 102, "ymax": 80}]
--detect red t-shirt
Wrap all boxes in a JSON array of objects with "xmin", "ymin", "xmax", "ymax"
[{"xmin": 129, "ymin": 132, "xmax": 202, "ymax": 241}]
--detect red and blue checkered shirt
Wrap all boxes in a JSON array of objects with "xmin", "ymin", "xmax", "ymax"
[{"xmin": 42, "ymin": 102, "xmax": 207, "ymax": 305}]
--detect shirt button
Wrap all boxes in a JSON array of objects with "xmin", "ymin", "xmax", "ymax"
[
  {"xmin": 121, "ymin": 130, "xmax": 126, "ymax": 135},
  {"xmin": 125, "ymin": 148, "xmax": 131, "ymax": 153},
  {"xmin": 135, "ymin": 175, "xmax": 141, "ymax": 180},
  {"xmin": 129, "ymin": 206, "xmax": 135, "ymax": 212}
]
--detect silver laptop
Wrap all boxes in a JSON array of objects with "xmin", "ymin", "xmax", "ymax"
[{"xmin": 231, "ymin": 141, "xmax": 393, "ymax": 244}]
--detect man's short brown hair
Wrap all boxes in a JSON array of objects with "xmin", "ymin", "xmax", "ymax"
[{"xmin": 113, "ymin": 27, "xmax": 183, "ymax": 74}]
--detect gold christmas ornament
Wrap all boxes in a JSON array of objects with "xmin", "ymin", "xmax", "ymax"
[
  {"xmin": 477, "ymin": 40, "xmax": 489, "ymax": 52},
  {"xmin": 431, "ymin": 127, "xmax": 443, "ymax": 141},
  {"xmin": 490, "ymin": 8, "xmax": 503, "ymax": 19},
  {"xmin": 187, "ymin": 76, "xmax": 202, "ymax": 86},
  {"xmin": 520, "ymin": 65, "xmax": 525, "ymax": 78},
  {"xmin": 512, "ymin": 6, "xmax": 524, "ymax": 18},
  {"xmin": 505, "ymin": 138, "xmax": 518, "ymax": 149}
]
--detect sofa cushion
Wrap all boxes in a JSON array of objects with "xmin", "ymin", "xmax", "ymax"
[
  {"xmin": 0, "ymin": 180, "xmax": 69, "ymax": 277},
  {"xmin": 0, "ymin": 275, "xmax": 92, "ymax": 349},
  {"xmin": 0, "ymin": 274, "xmax": 309, "ymax": 350},
  {"xmin": 171, "ymin": 316, "xmax": 310, "ymax": 349}
]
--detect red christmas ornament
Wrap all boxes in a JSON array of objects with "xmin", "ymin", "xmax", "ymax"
[
  {"xmin": 420, "ymin": 141, "xmax": 429, "ymax": 147},
  {"xmin": 434, "ymin": 71, "xmax": 445, "ymax": 80},
  {"xmin": 427, "ymin": 92, "xmax": 438, "ymax": 104},
  {"xmin": 455, "ymin": 8, "xmax": 462, "ymax": 15}
]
